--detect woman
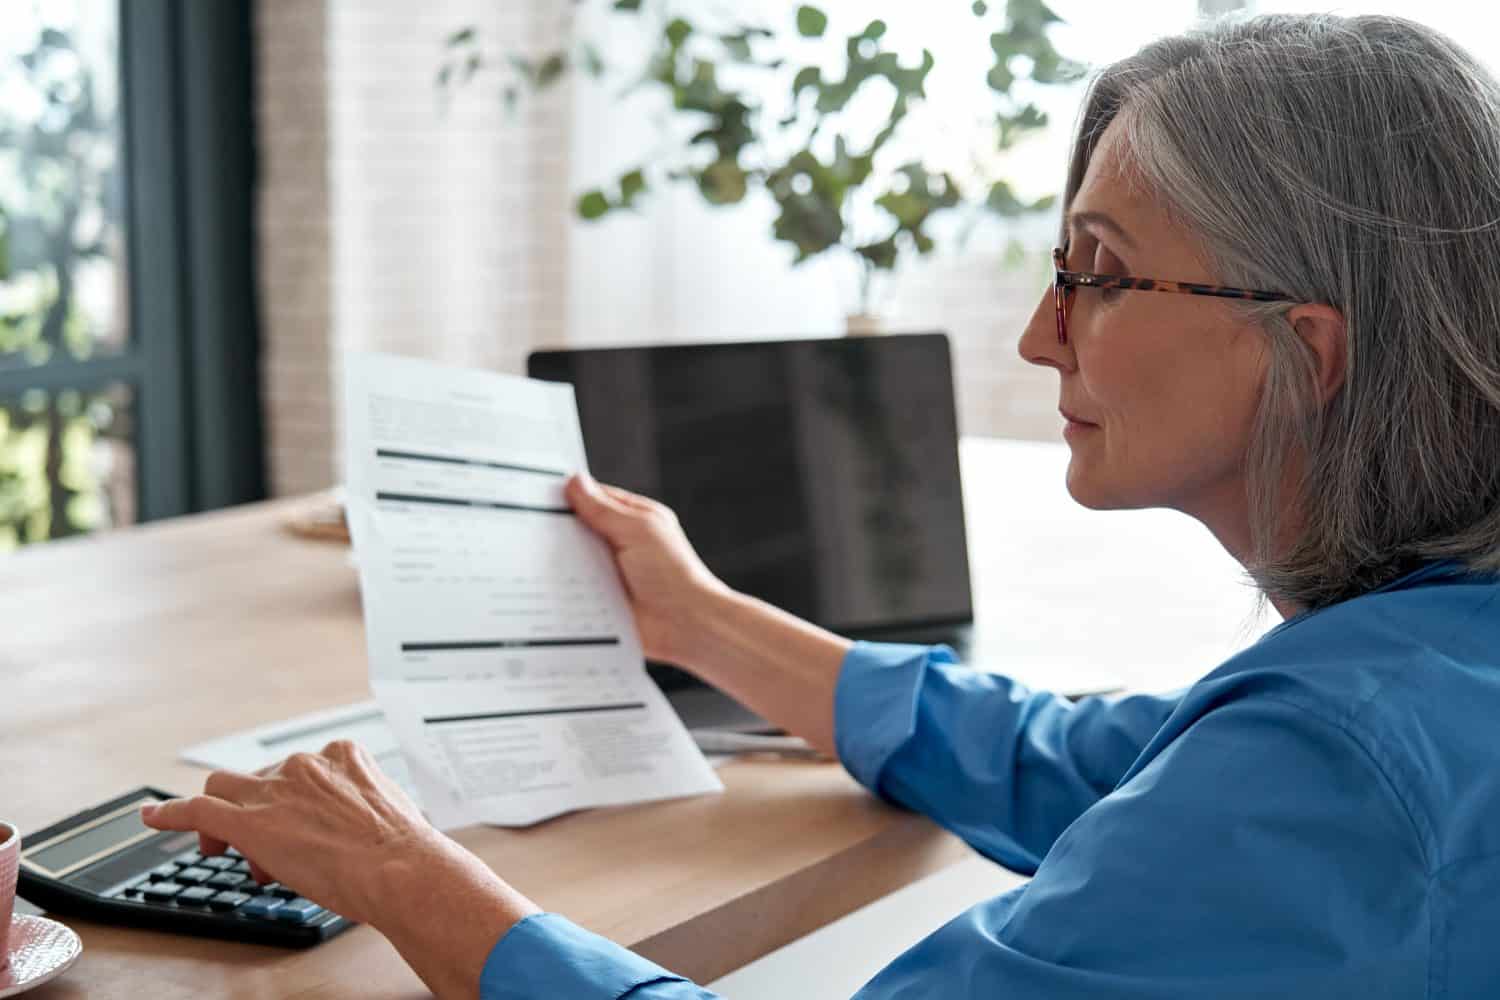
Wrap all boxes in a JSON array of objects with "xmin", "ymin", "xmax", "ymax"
[{"xmin": 143, "ymin": 12, "xmax": 1500, "ymax": 998}]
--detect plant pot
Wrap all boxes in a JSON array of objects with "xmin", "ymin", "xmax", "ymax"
[{"xmin": 844, "ymin": 312, "xmax": 886, "ymax": 337}]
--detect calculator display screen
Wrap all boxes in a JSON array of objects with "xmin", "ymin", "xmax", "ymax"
[{"xmin": 27, "ymin": 807, "xmax": 153, "ymax": 876}]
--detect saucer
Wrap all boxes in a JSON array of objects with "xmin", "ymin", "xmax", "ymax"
[{"xmin": 0, "ymin": 915, "xmax": 83, "ymax": 997}]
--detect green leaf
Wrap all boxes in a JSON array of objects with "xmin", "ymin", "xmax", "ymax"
[
  {"xmin": 861, "ymin": 19, "xmax": 887, "ymax": 40},
  {"xmin": 796, "ymin": 5, "xmax": 828, "ymax": 38},
  {"xmin": 1008, "ymin": 0, "xmax": 1064, "ymax": 27},
  {"xmin": 972, "ymin": 0, "xmax": 989, "ymax": 14},
  {"xmin": 619, "ymin": 169, "xmax": 646, "ymax": 204},
  {"xmin": 855, "ymin": 237, "xmax": 898, "ymax": 270},
  {"xmin": 666, "ymin": 18, "xmax": 692, "ymax": 48},
  {"xmin": 985, "ymin": 180, "xmax": 1026, "ymax": 215},
  {"xmin": 446, "ymin": 27, "xmax": 475, "ymax": 47},
  {"xmin": 698, "ymin": 159, "xmax": 748, "ymax": 205},
  {"xmin": 578, "ymin": 191, "xmax": 611, "ymax": 220},
  {"xmin": 581, "ymin": 43, "xmax": 606, "ymax": 78},
  {"xmin": 792, "ymin": 66, "xmax": 821, "ymax": 97},
  {"xmin": 986, "ymin": 62, "xmax": 1015, "ymax": 92},
  {"xmin": 613, "ymin": 0, "xmax": 642, "ymax": 9},
  {"xmin": 721, "ymin": 34, "xmax": 753, "ymax": 61},
  {"xmin": 536, "ymin": 52, "xmax": 566, "ymax": 87}
]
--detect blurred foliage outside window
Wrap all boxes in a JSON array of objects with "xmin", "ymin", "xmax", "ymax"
[{"xmin": 0, "ymin": 0, "xmax": 134, "ymax": 551}]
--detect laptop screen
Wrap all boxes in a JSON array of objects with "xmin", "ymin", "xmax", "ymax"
[{"xmin": 527, "ymin": 333, "xmax": 973, "ymax": 635}]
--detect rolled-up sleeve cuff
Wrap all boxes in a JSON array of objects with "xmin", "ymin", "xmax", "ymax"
[
  {"xmin": 834, "ymin": 641, "xmax": 957, "ymax": 794},
  {"xmin": 480, "ymin": 912, "xmax": 702, "ymax": 999}
]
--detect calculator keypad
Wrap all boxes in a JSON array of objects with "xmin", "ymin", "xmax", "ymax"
[{"xmin": 120, "ymin": 855, "xmax": 335, "ymax": 927}]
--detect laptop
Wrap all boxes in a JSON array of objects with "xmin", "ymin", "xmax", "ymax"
[{"xmin": 528, "ymin": 333, "xmax": 990, "ymax": 730}]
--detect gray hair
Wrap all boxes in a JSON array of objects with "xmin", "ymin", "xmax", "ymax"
[{"xmin": 1064, "ymin": 13, "xmax": 1500, "ymax": 612}]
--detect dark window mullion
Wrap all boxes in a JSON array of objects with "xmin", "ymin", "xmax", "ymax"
[{"xmin": 119, "ymin": 0, "xmax": 192, "ymax": 522}]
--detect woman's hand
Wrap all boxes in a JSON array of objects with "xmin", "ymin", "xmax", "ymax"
[
  {"xmin": 566, "ymin": 474, "xmax": 732, "ymax": 667},
  {"xmin": 140, "ymin": 741, "xmax": 538, "ymax": 999}
]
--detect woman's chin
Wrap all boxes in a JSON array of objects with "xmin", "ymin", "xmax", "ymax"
[{"xmin": 1064, "ymin": 455, "xmax": 1126, "ymax": 511}]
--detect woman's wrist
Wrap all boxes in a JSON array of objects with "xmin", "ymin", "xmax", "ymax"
[
  {"xmin": 671, "ymin": 583, "xmax": 753, "ymax": 675},
  {"xmin": 374, "ymin": 833, "xmax": 540, "ymax": 999}
]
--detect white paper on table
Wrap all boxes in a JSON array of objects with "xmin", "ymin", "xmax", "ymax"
[
  {"xmin": 179, "ymin": 700, "xmax": 418, "ymax": 801},
  {"xmin": 341, "ymin": 352, "xmax": 723, "ymax": 828}
]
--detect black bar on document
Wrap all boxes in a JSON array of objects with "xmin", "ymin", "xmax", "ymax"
[
  {"xmin": 402, "ymin": 636, "xmax": 621, "ymax": 652},
  {"xmin": 374, "ymin": 449, "xmax": 567, "ymax": 478},
  {"xmin": 375, "ymin": 491, "xmax": 572, "ymax": 515},
  {"xmin": 425, "ymin": 702, "xmax": 648, "ymax": 725}
]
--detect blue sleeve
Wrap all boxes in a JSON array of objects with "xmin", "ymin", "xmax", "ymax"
[
  {"xmin": 856, "ymin": 696, "xmax": 1429, "ymax": 998},
  {"xmin": 480, "ymin": 912, "xmax": 720, "ymax": 999},
  {"xmin": 834, "ymin": 641, "xmax": 1180, "ymax": 872}
]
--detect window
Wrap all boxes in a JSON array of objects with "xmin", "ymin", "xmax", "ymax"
[{"xmin": 0, "ymin": 0, "xmax": 263, "ymax": 550}]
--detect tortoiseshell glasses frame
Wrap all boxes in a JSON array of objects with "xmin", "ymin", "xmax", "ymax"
[{"xmin": 1052, "ymin": 245, "xmax": 1295, "ymax": 345}]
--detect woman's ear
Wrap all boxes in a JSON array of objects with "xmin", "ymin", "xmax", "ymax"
[{"xmin": 1286, "ymin": 303, "xmax": 1348, "ymax": 405}]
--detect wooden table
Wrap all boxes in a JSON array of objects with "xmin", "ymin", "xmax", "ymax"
[
  {"xmin": 1, "ymin": 437, "xmax": 1277, "ymax": 998},
  {"xmin": 1, "ymin": 496, "xmax": 970, "ymax": 999}
]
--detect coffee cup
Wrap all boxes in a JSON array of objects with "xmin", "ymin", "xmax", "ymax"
[{"xmin": 0, "ymin": 822, "xmax": 18, "ymax": 968}]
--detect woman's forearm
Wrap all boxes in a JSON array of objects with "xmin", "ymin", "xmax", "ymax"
[{"xmin": 676, "ymin": 588, "xmax": 853, "ymax": 757}]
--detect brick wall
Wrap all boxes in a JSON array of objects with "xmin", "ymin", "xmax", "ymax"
[{"xmin": 254, "ymin": 0, "xmax": 573, "ymax": 495}]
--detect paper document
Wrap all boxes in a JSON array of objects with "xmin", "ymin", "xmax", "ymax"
[
  {"xmin": 180, "ymin": 700, "xmax": 415, "ymax": 796},
  {"xmin": 342, "ymin": 352, "xmax": 723, "ymax": 828}
]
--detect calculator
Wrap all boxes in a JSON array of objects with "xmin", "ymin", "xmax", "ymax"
[{"xmin": 18, "ymin": 787, "xmax": 352, "ymax": 947}]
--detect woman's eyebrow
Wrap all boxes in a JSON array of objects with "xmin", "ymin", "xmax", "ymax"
[{"xmin": 1065, "ymin": 209, "xmax": 1138, "ymax": 251}]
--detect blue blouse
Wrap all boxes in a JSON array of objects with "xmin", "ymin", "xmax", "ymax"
[{"xmin": 479, "ymin": 560, "xmax": 1500, "ymax": 998}]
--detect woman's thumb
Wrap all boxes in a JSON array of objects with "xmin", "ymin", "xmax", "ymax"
[{"xmin": 567, "ymin": 474, "xmax": 628, "ymax": 536}]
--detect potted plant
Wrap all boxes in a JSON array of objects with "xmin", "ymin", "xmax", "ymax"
[{"xmin": 439, "ymin": 0, "xmax": 1083, "ymax": 331}]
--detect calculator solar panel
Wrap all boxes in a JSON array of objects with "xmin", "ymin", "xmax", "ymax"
[{"xmin": 19, "ymin": 787, "xmax": 350, "ymax": 947}]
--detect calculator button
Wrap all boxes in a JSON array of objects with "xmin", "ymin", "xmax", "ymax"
[
  {"xmin": 175, "ymin": 866, "xmax": 214, "ymax": 885},
  {"xmin": 225, "ymin": 847, "xmax": 243, "ymax": 859},
  {"xmin": 208, "ymin": 891, "xmax": 251, "ymax": 912},
  {"xmin": 114, "ymin": 874, "xmax": 150, "ymax": 898},
  {"xmin": 241, "ymin": 895, "xmax": 285, "ymax": 919},
  {"xmin": 149, "ymin": 863, "xmax": 180, "ymax": 880},
  {"xmin": 230, "ymin": 860, "xmax": 252, "ymax": 876},
  {"xmin": 174, "ymin": 850, "xmax": 204, "ymax": 866},
  {"xmin": 177, "ymin": 886, "xmax": 218, "ymax": 906},
  {"xmin": 205, "ymin": 872, "xmax": 247, "ymax": 890},
  {"xmin": 199, "ymin": 856, "xmax": 237, "ymax": 872},
  {"xmin": 275, "ymin": 898, "xmax": 325, "ymax": 924},
  {"xmin": 141, "ymin": 881, "xmax": 185, "ymax": 901},
  {"xmin": 263, "ymin": 883, "xmax": 298, "ymax": 900}
]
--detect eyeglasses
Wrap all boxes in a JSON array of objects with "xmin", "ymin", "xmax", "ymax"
[{"xmin": 1052, "ymin": 245, "xmax": 1294, "ymax": 345}]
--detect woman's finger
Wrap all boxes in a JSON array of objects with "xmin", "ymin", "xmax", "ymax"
[
  {"xmin": 204, "ymin": 768, "xmax": 264, "ymax": 805},
  {"xmin": 140, "ymin": 794, "xmax": 242, "ymax": 843},
  {"xmin": 197, "ymin": 832, "xmax": 232, "ymax": 858}
]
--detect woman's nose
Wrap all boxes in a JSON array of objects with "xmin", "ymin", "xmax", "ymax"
[{"xmin": 1017, "ymin": 286, "xmax": 1075, "ymax": 373}]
